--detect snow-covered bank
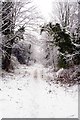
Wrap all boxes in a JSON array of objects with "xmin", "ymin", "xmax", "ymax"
[{"xmin": 0, "ymin": 63, "xmax": 78, "ymax": 118}]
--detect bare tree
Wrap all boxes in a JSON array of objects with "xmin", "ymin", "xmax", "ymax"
[
  {"xmin": 1, "ymin": 0, "xmax": 15, "ymax": 71},
  {"xmin": 0, "ymin": 0, "xmax": 40, "ymax": 71},
  {"xmin": 51, "ymin": 1, "xmax": 78, "ymax": 35}
]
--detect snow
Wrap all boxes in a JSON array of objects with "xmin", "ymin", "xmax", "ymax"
[
  {"xmin": 56, "ymin": 68, "xmax": 64, "ymax": 77},
  {"xmin": 72, "ymin": 42, "xmax": 80, "ymax": 47},
  {"xmin": 0, "ymin": 63, "xmax": 78, "ymax": 118}
]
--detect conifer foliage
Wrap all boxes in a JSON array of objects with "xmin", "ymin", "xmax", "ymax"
[{"xmin": 41, "ymin": 22, "xmax": 79, "ymax": 68}]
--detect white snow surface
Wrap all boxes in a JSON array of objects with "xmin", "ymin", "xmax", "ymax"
[{"xmin": 0, "ymin": 63, "xmax": 78, "ymax": 118}]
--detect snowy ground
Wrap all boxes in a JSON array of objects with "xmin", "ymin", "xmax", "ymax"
[{"xmin": 0, "ymin": 63, "xmax": 78, "ymax": 118}]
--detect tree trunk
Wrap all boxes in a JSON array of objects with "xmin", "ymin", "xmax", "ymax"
[
  {"xmin": 2, "ymin": 37, "xmax": 14, "ymax": 71},
  {"xmin": 2, "ymin": 1, "xmax": 14, "ymax": 71}
]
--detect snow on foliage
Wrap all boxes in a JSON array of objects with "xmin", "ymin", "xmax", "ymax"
[{"xmin": 56, "ymin": 65, "xmax": 80, "ymax": 86}]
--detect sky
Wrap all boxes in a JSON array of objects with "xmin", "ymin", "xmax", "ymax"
[
  {"xmin": 33, "ymin": 0, "xmax": 78, "ymax": 22},
  {"xmin": 33, "ymin": 0, "xmax": 53, "ymax": 22}
]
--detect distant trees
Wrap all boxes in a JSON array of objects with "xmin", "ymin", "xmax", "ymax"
[
  {"xmin": 52, "ymin": 1, "xmax": 78, "ymax": 35},
  {"xmin": 12, "ymin": 42, "xmax": 32, "ymax": 65}
]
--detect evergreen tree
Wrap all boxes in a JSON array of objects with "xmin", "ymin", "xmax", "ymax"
[{"xmin": 41, "ymin": 22, "xmax": 75, "ymax": 68}]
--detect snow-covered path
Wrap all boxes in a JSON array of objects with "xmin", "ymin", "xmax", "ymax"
[{"xmin": 0, "ymin": 63, "xmax": 78, "ymax": 118}]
